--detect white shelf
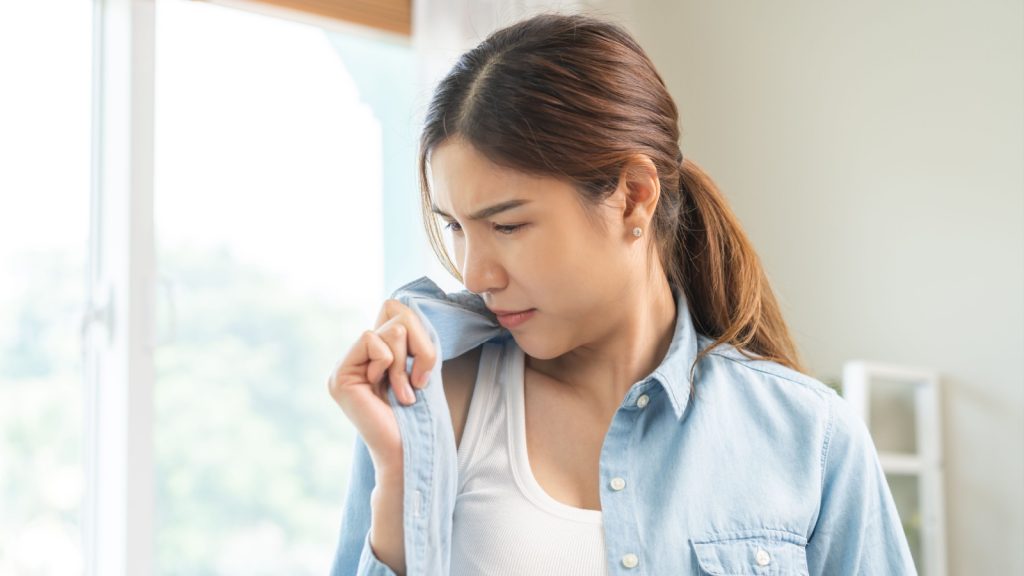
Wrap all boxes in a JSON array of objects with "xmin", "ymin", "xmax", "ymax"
[
  {"xmin": 878, "ymin": 451, "xmax": 924, "ymax": 475},
  {"xmin": 843, "ymin": 360, "xmax": 946, "ymax": 576}
]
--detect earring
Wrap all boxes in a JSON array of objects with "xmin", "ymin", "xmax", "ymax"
[{"xmin": 632, "ymin": 227, "xmax": 643, "ymax": 238}]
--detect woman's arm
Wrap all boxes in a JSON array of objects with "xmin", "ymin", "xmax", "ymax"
[
  {"xmin": 806, "ymin": 392, "xmax": 919, "ymax": 575},
  {"xmin": 369, "ymin": 467, "xmax": 406, "ymax": 575}
]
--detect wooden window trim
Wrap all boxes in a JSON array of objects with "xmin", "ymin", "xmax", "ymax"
[{"xmin": 195, "ymin": 0, "xmax": 411, "ymax": 38}]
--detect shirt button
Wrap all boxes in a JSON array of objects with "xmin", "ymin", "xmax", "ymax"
[
  {"xmin": 621, "ymin": 553, "xmax": 639, "ymax": 568},
  {"xmin": 755, "ymin": 547, "xmax": 771, "ymax": 566},
  {"xmin": 609, "ymin": 477, "xmax": 626, "ymax": 491},
  {"xmin": 636, "ymin": 394, "xmax": 649, "ymax": 408}
]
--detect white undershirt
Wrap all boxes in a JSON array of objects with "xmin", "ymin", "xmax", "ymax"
[{"xmin": 450, "ymin": 338, "xmax": 608, "ymax": 576}]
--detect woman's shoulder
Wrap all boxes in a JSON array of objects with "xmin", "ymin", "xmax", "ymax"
[
  {"xmin": 692, "ymin": 334, "xmax": 842, "ymax": 434},
  {"xmin": 697, "ymin": 334, "xmax": 834, "ymax": 396},
  {"xmin": 688, "ymin": 336, "xmax": 881, "ymax": 494}
]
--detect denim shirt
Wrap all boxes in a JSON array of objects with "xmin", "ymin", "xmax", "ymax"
[{"xmin": 328, "ymin": 276, "xmax": 917, "ymax": 576}]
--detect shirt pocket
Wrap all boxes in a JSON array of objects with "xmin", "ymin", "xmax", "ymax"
[{"xmin": 690, "ymin": 530, "xmax": 810, "ymax": 576}]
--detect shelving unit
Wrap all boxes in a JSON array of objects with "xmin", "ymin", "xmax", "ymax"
[{"xmin": 841, "ymin": 360, "xmax": 946, "ymax": 576}]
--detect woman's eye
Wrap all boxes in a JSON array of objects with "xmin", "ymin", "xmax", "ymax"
[
  {"xmin": 444, "ymin": 221, "xmax": 523, "ymax": 235},
  {"xmin": 494, "ymin": 223, "xmax": 524, "ymax": 235}
]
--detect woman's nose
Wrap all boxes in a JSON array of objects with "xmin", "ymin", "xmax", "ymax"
[{"xmin": 461, "ymin": 241, "xmax": 505, "ymax": 296}]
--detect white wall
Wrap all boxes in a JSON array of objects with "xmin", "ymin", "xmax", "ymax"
[{"xmin": 617, "ymin": 1, "xmax": 1022, "ymax": 574}]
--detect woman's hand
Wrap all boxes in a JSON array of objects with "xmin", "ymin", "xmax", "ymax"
[{"xmin": 327, "ymin": 298, "xmax": 437, "ymax": 474}]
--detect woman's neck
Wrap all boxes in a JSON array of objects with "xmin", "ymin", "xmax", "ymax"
[{"xmin": 526, "ymin": 274, "xmax": 678, "ymax": 418}]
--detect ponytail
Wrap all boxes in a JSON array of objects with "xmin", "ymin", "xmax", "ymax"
[{"xmin": 668, "ymin": 158, "xmax": 809, "ymax": 388}]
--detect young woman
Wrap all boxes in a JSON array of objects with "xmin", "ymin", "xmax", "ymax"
[{"xmin": 327, "ymin": 12, "xmax": 916, "ymax": 576}]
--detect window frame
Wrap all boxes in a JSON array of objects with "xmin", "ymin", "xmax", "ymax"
[
  {"xmin": 198, "ymin": 0, "xmax": 412, "ymax": 37},
  {"xmin": 83, "ymin": 1, "xmax": 157, "ymax": 576}
]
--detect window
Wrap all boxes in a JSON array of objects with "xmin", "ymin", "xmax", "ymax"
[
  {"xmin": 153, "ymin": 1, "xmax": 411, "ymax": 573},
  {"xmin": 1, "ymin": 0, "xmax": 416, "ymax": 574}
]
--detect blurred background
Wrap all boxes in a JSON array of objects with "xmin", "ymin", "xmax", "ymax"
[{"xmin": 0, "ymin": 0, "xmax": 1019, "ymax": 575}]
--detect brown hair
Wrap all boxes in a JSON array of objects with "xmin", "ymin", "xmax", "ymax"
[{"xmin": 416, "ymin": 12, "xmax": 808, "ymax": 389}]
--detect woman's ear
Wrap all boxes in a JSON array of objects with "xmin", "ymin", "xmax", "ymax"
[{"xmin": 618, "ymin": 154, "xmax": 661, "ymax": 226}]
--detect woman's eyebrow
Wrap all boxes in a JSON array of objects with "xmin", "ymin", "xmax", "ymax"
[{"xmin": 430, "ymin": 199, "xmax": 532, "ymax": 221}]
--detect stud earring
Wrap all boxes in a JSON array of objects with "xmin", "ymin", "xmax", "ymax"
[{"xmin": 632, "ymin": 227, "xmax": 643, "ymax": 238}]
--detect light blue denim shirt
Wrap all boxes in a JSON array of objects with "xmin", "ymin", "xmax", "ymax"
[{"xmin": 329, "ymin": 275, "xmax": 917, "ymax": 576}]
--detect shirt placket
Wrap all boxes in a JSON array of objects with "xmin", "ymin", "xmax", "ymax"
[{"xmin": 599, "ymin": 380, "xmax": 656, "ymax": 575}]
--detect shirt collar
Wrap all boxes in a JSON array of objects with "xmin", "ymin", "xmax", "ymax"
[
  {"xmin": 391, "ymin": 277, "xmax": 699, "ymax": 421},
  {"xmin": 652, "ymin": 283, "xmax": 700, "ymax": 421}
]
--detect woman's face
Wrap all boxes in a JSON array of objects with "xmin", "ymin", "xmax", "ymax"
[{"xmin": 429, "ymin": 137, "xmax": 647, "ymax": 360}]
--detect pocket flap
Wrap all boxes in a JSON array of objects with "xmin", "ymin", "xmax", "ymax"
[{"xmin": 691, "ymin": 533, "xmax": 810, "ymax": 576}]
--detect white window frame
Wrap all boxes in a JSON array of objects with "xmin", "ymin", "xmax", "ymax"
[{"xmin": 82, "ymin": 1, "xmax": 156, "ymax": 575}]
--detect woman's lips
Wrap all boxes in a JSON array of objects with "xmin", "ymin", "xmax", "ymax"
[{"xmin": 495, "ymin": 308, "xmax": 536, "ymax": 329}]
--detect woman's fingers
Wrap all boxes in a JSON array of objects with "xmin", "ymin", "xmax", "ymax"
[
  {"xmin": 404, "ymin": 313, "xmax": 437, "ymax": 390},
  {"xmin": 376, "ymin": 299, "xmax": 438, "ymax": 395},
  {"xmin": 328, "ymin": 329, "xmax": 393, "ymax": 405},
  {"xmin": 379, "ymin": 321, "xmax": 414, "ymax": 405},
  {"xmin": 363, "ymin": 330, "xmax": 394, "ymax": 396}
]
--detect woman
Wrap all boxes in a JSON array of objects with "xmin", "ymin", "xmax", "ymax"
[{"xmin": 327, "ymin": 12, "xmax": 916, "ymax": 576}]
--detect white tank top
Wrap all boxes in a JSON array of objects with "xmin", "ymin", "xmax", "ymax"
[{"xmin": 450, "ymin": 338, "xmax": 608, "ymax": 576}]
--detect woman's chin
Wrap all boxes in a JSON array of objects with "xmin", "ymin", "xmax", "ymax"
[{"xmin": 510, "ymin": 335, "xmax": 563, "ymax": 361}]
